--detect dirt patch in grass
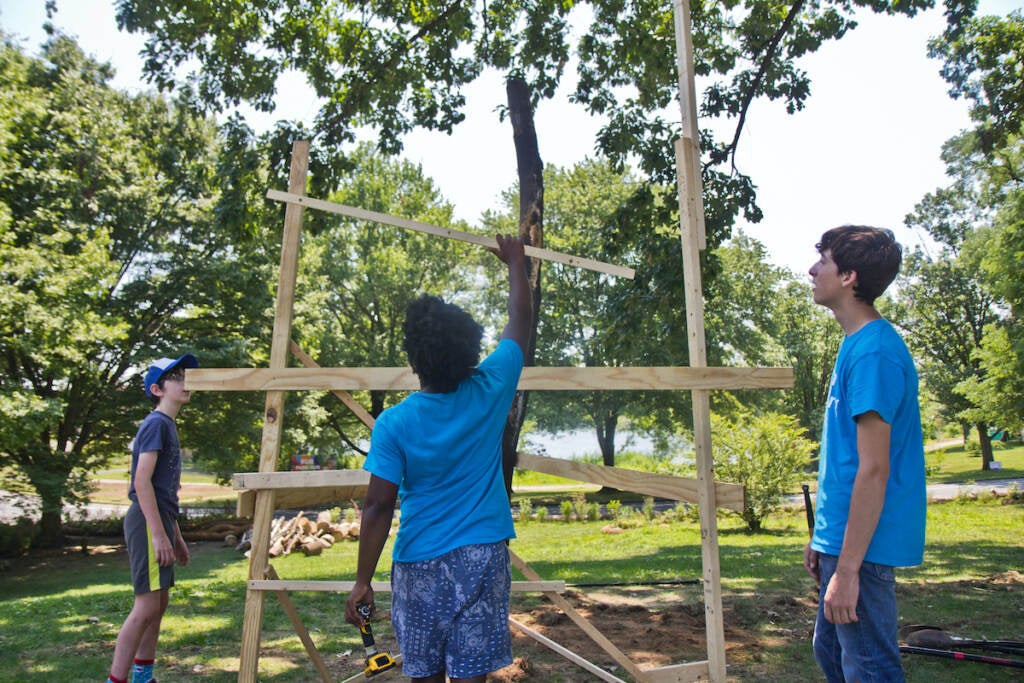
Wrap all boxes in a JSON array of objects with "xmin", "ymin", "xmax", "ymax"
[{"xmin": 88, "ymin": 479, "xmax": 233, "ymax": 504}]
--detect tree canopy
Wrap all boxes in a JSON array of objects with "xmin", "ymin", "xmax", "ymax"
[{"xmin": 111, "ymin": 0, "xmax": 935, "ymax": 238}]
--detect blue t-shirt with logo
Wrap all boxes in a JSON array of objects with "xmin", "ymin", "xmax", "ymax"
[
  {"xmin": 365, "ymin": 338, "xmax": 523, "ymax": 562},
  {"xmin": 811, "ymin": 319, "xmax": 926, "ymax": 567},
  {"xmin": 129, "ymin": 410, "xmax": 182, "ymax": 517}
]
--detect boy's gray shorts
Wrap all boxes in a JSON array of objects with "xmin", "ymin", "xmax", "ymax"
[{"xmin": 124, "ymin": 502, "xmax": 178, "ymax": 594}]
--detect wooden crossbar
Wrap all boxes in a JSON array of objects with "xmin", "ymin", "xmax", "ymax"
[
  {"xmin": 643, "ymin": 661, "xmax": 712, "ymax": 682},
  {"xmin": 248, "ymin": 579, "xmax": 566, "ymax": 593},
  {"xmin": 267, "ymin": 189, "xmax": 636, "ymax": 279},
  {"xmin": 187, "ymin": 365, "xmax": 793, "ymax": 392},
  {"xmin": 517, "ymin": 452, "xmax": 745, "ymax": 513}
]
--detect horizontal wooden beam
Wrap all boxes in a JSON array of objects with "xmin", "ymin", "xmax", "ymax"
[
  {"xmin": 235, "ymin": 486, "xmax": 368, "ymax": 517},
  {"xmin": 188, "ymin": 366, "xmax": 793, "ymax": 392},
  {"xmin": 517, "ymin": 452, "xmax": 745, "ymax": 513},
  {"xmin": 642, "ymin": 661, "xmax": 712, "ymax": 682},
  {"xmin": 267, "ymin": 189, "xmax": 636, "ymax": 280},
  {"xmin": 248, "ymin": 579, "xmax": 565, "ymax": 593},
  {"xmin": 233, "ymin": 469, "xmax": 370, "ymax": 491}
]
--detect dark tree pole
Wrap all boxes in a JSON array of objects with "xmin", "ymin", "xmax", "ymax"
[{"xmin": 501, "ymin": 77, "xmax": 544, "ymax": 498}]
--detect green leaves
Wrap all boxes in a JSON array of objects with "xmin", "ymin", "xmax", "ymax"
[{"xmin": 712, "ymin": 410, "xmax": 815, "ymax": 532}]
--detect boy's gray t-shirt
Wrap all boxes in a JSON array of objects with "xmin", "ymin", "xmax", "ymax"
[{"xmin": 129, "ymin": 410, "xmax": 182, "ymax": 516}]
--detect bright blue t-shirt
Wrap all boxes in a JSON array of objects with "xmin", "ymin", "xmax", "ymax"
[
  {"xmin": 811, "ymin": 319, "xmax": 926, "ymax": 568},
  {"xmin": 365, "ymin": 338, "xmax": 523, "ymax": 562}
]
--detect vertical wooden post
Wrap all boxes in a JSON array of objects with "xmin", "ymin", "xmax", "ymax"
[
  {"xmin": 673, "ymin": 1, "xmax": 728, "ymax": 680},
  {"xmin": 238, "ymin": 140, "xmax": 310, "ymax": 682}
]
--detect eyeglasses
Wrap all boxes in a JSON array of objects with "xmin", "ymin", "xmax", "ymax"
[{"xmin": 162, "ymin": 368, "xmax": 187, "ymax": 382}]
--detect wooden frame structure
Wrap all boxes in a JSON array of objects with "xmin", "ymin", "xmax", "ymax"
[{"xmin": 183, "ymin": 3, "xmax": 793, "ymax": 680}]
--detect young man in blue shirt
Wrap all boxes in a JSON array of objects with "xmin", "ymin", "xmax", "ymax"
[{"xmin": 804, "ymin": 226, "xmax": 926, "ymax": 682}]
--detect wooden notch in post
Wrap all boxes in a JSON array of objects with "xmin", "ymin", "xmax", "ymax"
[{"xmin": 266, "ymin": 189, "xmax": 636, "ymax": 280}]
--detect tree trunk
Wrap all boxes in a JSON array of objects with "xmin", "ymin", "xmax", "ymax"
[
  {"xmin": 596, "ymin": 410, "xmax": 618, "ymax": 468},
  {"xmin": 501, "ymin": 77, "xmax": 543, "ymax": 499},
  {"xmin": 975, "ymin": 421, "xmax": 994, "ymax": 470},
  {"xmin": 596, "ymin": 410, "xmax": 620, "ymax": 495},
  {"xmin": 32, "ymin": 474, "xmax": 67, "ymax": 548}
]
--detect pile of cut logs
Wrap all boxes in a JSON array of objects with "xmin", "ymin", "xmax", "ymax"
[{"xmin": 260, "ymin": 510, "xmax": 360, "ymax": 558}]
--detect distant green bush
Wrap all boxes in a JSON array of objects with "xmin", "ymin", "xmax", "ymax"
[{"xmin": 0, "ymin": 518, "xmax": 38, "ymax": 557}]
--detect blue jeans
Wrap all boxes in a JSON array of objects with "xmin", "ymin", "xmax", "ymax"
[{"xmin": 813, "ymin": 553, "xmax": 904, "ymax": 683}]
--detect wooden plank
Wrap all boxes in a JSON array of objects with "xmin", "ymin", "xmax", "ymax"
[
  {"xmin": 509, "ymin": 618, "xmax": 627, "ymax": 683},
  {"xmin": 240, "ymin": 140, "xmax": 310, "ymax": 683},
  {"xmin": 236, "ymin": 486, "xmax": 369, "ymax": 517},
  {"xmin": 290, "ymin": 340, "xmax": 376, "ymax": 429},
  {"xmin": 248, "ymin": 579, "xmax": 566, "ymax": 593},
  {"xmin": 264, "ymin": 565, "xmax": 332, "ymax": 683},
  {"xmin": 234, "ymin": 469, "xmax": 371, "ymax": 490},
  {"xmin": 517, "ymin": 452, "xmax": 745, "ymax": 513},
  {"xmin": 509, "ymin": 550, "xmax": 648, "ymax": 681},
  {"xmin": 674, "ymin": 137, "xmax": 705, "ymax": 250},
  {"xmin": 187, "ymin": 365, "xmax": 793, "ymax": 392},
  {"xmin": 266, "ymin": 189, "xmax": 636, "ymax": 280},
  {"xmin": 672, "ymin": 0, "xmax": 706, "ymax": 248},
  {"xmin": 643, "ymin": 661, "xmax": 712, "ymax": 683}
]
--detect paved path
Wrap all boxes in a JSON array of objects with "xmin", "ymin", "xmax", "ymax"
[{"xmin": 2, "ymin": 478, "xmax": 1020, "ymax": 525}]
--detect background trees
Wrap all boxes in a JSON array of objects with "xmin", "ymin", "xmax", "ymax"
[
  {"xmin": 891, "ymin": 8, "xmax": 1024, "ymax": 463},
  {"xmin": 0, "ymin": 31, "xmax": 272, "ymax": 544}
]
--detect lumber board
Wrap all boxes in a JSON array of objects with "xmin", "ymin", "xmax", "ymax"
[
  {"xmin": 187, "ymin": 365, "xmax": 793, "ymax": 392},
  {"xmin": 509, "ymin": 550, "xmax": 647, "ymax": 681},
  {"xmin": 248, "ymin": 579, "xmax": 566, "ymax": 593},
  {"xmin": 267, "ymin": 189, "xmax": 635, "ymax": 280},
  {"xmin": 290, "ymin": 340, "xmax": 376, "ymax": 429},
  {"xmin": 240, "ymin": 139, "xmax": 309, "ymax": 683},
  {"xmin": 264, "ymin": 565, "xmax": 332, "ymax": 683},
  {"xmin": 234, "ymin": 469, "xmax": 371, "ymax": 490},
  {"xmin": 236, "ymin": 486, "xmax": 368, "ymax": 517},
  {"xmin": 643, "ymin": 661, "xmax": 712, "ymax": 683},
  {"xmin": 509, "ymin": 618, "xmax": 627, "ymax": 683},
  {"xmin": 517, "ymin": 452, "xmax": 745, "ymax": 513}
]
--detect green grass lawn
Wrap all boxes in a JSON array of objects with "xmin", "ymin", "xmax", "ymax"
[
  {"xmin": 1, "ymin": 498, "xmax": 1020, "ymax": 682},
  {"xmin": 925, "ymin": 439, "xmax": 1024, "ymax": 483}
]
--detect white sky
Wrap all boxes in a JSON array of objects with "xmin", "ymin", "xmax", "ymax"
[{"xmin": 2, "ymin": 0, "xmax": 1018, "ymax": 275}]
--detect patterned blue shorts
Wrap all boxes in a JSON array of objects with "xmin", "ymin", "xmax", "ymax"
[{"xmin": 391, "ymin": 542, "xmax": 513, "ymax": 678}]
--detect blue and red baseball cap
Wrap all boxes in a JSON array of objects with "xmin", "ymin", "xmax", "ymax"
[{"xmin": 143, "ymin": 353, "xmax": 199, "ymax": 397}]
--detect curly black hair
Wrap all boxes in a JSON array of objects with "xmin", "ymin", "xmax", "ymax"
[{"xmin": 403, "ymin": 294, "xmax": 484, "ymax": 393}]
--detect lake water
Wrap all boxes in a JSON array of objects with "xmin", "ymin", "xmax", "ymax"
[{"xmin": 523, "ymin": 429, "xmax": 657, "ymax": 459}]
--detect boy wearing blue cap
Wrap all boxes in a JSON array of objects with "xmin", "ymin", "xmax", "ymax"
[{"xmin": 106, "ymin": 353, "xmax": 198, "ymax": 683}]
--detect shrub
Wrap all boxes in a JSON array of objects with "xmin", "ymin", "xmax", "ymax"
[
  {"xmin": 517, "ymin": 498, "xmax": 533, "ymax": 522},
  {"xmin": 712, "ymin": 411, "xmax": 816, "ymax": 532},
  {"xmin": 642, "ymin": 497, "xmax": 655, "ymax": 520},
  {"xmin": 559, "ymin": 499, "xmax": 573, "ymax": 521},
  {"xmin": 0, "ymin": 518, "xmax": 38, "ymax": 557},
  {"xmin": 535, "ymin": 507, "xmax": 548, "ymax": 523}
]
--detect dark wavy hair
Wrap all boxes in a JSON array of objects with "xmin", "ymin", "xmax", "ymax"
[
  {"xmin": 816, "ymin": 225, "xmax": 902, "ymax": 305},
  {"xmin": 403, "ymin": 294, "xmax": 484, "ymax": 393}
]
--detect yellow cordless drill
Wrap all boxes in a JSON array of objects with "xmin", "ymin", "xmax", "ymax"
[{"xmin": 357, "ymin": 603, "xmax": 398, "ymax": 677}]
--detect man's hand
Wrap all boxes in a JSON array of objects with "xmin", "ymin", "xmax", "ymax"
[
  {"xmin": 803, "ymin": 543, "xmax": 820, "ymax": 584},
  {"xmin": 175, "ymin": 535, "xmax": 191, "ymax": 566},
  {"xmin": 345, "ymin": 583, "xmax": 375, "ymax": 627},
  {"xmin": 152, "ymin": 532, "xmax": 175, "ymax": 567},
  {"xmin": 823, "ymin": 568, "xmax": 860, "ymax": 624},
  {"xmin": 493, "ymin": 233, "xmax": 526, "ymax": 265}
]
